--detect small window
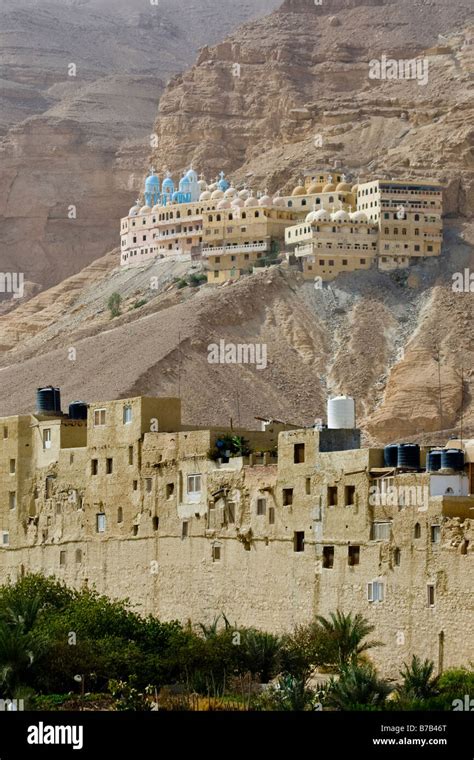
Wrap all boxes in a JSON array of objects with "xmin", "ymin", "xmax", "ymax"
[
  {"xmin": 187, "ymin": 474, "xmax": 202, "ymax": 494},
  {"xmin": 166, "ymin": 483, "xmax": 174, "ymax": 498},
  {"xmin": 75, "ymin": 549, "xmax": 82, "ymax": 564},
  {"xmin": 414, "ymin": 522, "xmax": 421, "ymax": 539},
  {"xmin": 305, "ymin": 477, "xmax": 311, "ymax": 495},
  {"xmin": 368, "ymin": 581, "xmax": 384, "ymax": 603},
  {"xmin": 45, "ymin": 475, "xmax": 54, "ymax": 498},
  {"xmin": 106, "ymin": 458, "xmax": 113, "ymax": 475},
  {"xmin": 96, "ymin": 513, "xmax": 106, "ymax": 533},
  {"xmin": 3, "ymin": 427, "xmax": 8, "ymax": 439},
  {"xmin": 145, "ymin": 478, "xmax": 152, "ymax": 493},
  {"xmin": 59, "ymin": 551, "xmax": 66, "ymax": 567},
  {"xmin": 322, "ymin": 546, "xmax": 334, "ymax": 569},
  {"xmin": 431, "ymin": 525, "xmax": 441, "ymax": 544},
  {"xmin": 225, "ymin": 502, "xmax": 236, "ymax": 524},
  {"xmin": 294, "ymin": 443, "xmax": 305, "ymax": 464},
  {"xmin": 43, "ymin": 428, "xmax": 52, "ymax": 450},
  {"xmin": 133, "ymin": 480, "xmax": 138, "ymax": 491},
  {"xmin": 269, "ymin": 507, "xmax": 275, "ymax": 525},
  {"xmin": 344, "ymin": 485, "xmax": 356, "ymax": 506},
  {"xmin": 9, "ymin": 459, "xmax": 16, "ymax": 475},
  {"xmin": 182, "ymin": 521, "xmax": 189, "ymax": 539},
  {"xmin": 372, "ymin": 522, "xmax": 391, "ymax": 541},
  {"xmin": 282, "ymin": 488, "xmax": 293, "ymax": 506},
  {"xmin": 256, "ymin": 498, "xmax": 266, "ymax": 516},
  {"xmin": 393, "ymin": 547, "xmax": 401, "ymax": 566},
  {"xmin": 212, "ymin": 544, "xmax": 221, "ymax": 562},
  {"xmin": 128, "ymin": 446, "xmax": 134, "ymax": 465},
  {"xmin": 152, "ymin": 516, "xmax": 159, "ymax": 531},
  {"xmin": 348, "ymin": 545, "xmax": 360, "ymax": 566},
  {"xmin": 427, "ymin": 584, "xmax": 435, "ymax": 607},
  {"xmin": 123, "ymin": 405, "xmax": 132, "ymax": 424},
  {"xmin": 294, "ymin": 531, "xmax": 305, "ymax": 552},
  {"xmin": 94, "ymin": 409, "xmax": 106, "ymax": 427},
  {"xmin": 117, "ymin": 507, "xmax": 123, "ymax": 523},
  {"xmin": 9, "ymin": 492, "xmax": 16, "ymax": 510},
  {"xmin": 327, "ymin": 486, "xmax": 338, "ymax": 507}
]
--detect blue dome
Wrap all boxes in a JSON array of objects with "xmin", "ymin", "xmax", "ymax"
[
  {"xmin": 179, "ymin": 175, "xmax": 190, "ymax": 192},
  {"xmin": 145, "ymin": 173, "xmax": 160, "ymax": 191},
  {"xmin": 172, "ymin": 191, "xmax": 181, "ymax": 202},
  {"xmin": 162, "ymin": 176, "xmax": 175, "ymax": 193},
  {"xmin": 186, "ymin": 169, "xmax": 198, "ymax": 183},
  {"xmin": 218, "ymin": 178, "xmax": 230, "ymax": 192}
]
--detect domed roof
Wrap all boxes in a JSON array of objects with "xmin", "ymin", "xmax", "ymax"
[
  {"xmin": 292, "ymin": 185, "xmax": 306, "ymax": 196},
  {"xmin": 140, "ymin": 205, "xmax": 151, "ymax": 215},
  {"xmin": 351, "ymin": 184, "xmax": 359, "ymax": 193},
  {"xmin": 172, "ymin": 191, "xmax": 181, "ymax": 202},
  {"xmin": 331, "ymin": 210, "xmax": 350, "ymax": 222},
  {"xmin": 217, "ymin": 199, "xmax": 231, "ymax": 209},
  {"xmin": 244, "ymin": 194, "xmax": 257, "ymax": 207},
  {"xmin": 224, "ymin": 187, "xmax": 236, "ymax": 198},
  {"xmin": 145, "ymin": 172, "xmax": 160, "ymax": 190},
  {"xmin": 211, "ymin": 189, "xmax": 224, "ymax": 200},
  {"xmin": 350, "ymin": 211, "xmax": 369, "ymax": 222},
  {"xmin": 198, "ymin": 180, "xmax": 207, "ymax": 191},
  {"xmin": 238, "ymin": 189, "xmax": 250, "ymax": 199},
  {"xmin": 231, "ymin": 197, "xmax": 244, "ymax": 208},
  {"xmin": 186, "ymin": 168, "xmax": 198, "ymax": 183},
  {"xmin": 208, "ymin": 182, "xmax": 217, "ymax": 192},
  {"xmin": 162, "ymin": 175, "xmax": 175, "ymax": 193},
  {"xmin": 152, "ymin": 204, "xmax": 161, "ymax": 213},
  {"xmin": 129, "ymin": 204, "xmax": 140, "ymax": 217},
  {"xmin": 259, "ymin": 195, "xmax": 273, "ymax": 206},
  {"xmin": 322, "ymin": 183, "xmax": 337, "ymax": 192},
  {"xmin": 273, "ymin": 196, "xmax": 286, "ymax": 207},
  {"xmin": 179, "ymin": 174, "xmax": 190, "ymax": 192},
  {"xmin": 313, "ymin": 209, "xmax": 331, "ymax": 222},
  {"xmin": 336, "ymin": 182, "xmax": 352, "ymax": 192},
  {"xmin": 305, "ymin": 211, "xmax": 318, "ymax": 223},
  {"xmin": 199, "ymin": 190, "xmax": 211, "ymax": 201},
  {"xmin": 307, "ymin": 182, "xmax": 324, "ymax": 194}
]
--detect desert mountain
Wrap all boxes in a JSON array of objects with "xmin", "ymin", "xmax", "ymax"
[{"xmin": 0, "ymin": 0, "xmax": 280, "ymax": 292}]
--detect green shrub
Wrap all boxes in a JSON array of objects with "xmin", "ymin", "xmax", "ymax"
[{"xmin": 107, "ymin": 292, "xmax": 122, "ymax": 318}]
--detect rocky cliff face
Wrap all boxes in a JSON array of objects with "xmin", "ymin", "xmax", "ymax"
[
  {"xmin": 150, "ymin": 0, "xmax": 473, "ymax": 216},
  {"xmin": 0, "ymin": 0, "xmax": 281, "ymax": 292}
]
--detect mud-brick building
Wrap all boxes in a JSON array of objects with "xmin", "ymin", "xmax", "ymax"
[{"xmin": 0, "ymin": 390, "xmax": 472, "ymax": 678}]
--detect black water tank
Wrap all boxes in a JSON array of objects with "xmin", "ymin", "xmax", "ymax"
[
  {"xmin": 441, "ymin": 449, "xmax": 465, "ymax": 471},
  {"xmin": 397, "ymin": 443, "xmax": 420, "ymax": 469},
  {"xmin": 68, "ymin": 401, "xmax": 88, "ymax": 420},
  {"xmin": 427, "ymin": 449, "xmax": 443, "ymax": 472},
  {"xmin": 384, "ymin": 444, "xmax": 399, "ymax": 467},
  {"xmin": 36, "ymin": 386, "xmax": 56, "ymax": 414}
]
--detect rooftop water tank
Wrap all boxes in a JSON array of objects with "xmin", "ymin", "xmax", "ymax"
[
  {"xmin": 36, "ymin": 386, "xmax": 61, "ymax": 415},
  {"xmin": 327, "ymin": 396, "xmax": 356, "ymax": 429},
  {"xmin": 397, "ymin": 443, "xmax": 420, "ymax": 470},
  {"xmin": 68, "ymin": 401, "xmax": 88, "ymax": 421},
  {"xmin": 427, "ymin": 449, "xmax": 443, "ymax": 472},
  {"xmin": 440, "ymin": 449, "xmax": 465, "ymax": 471},
  {"xmin": 384, "ymin": 444, "xmax": 399, "ymax": 468}
]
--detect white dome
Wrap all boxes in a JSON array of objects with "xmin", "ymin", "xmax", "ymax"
[
  {"xmin": 129, "ymin": 205, "xmax": 140, "ymax": 217},
  {"xmin": 259, "ymin": 195, "xmax": 273, "ymax": 206},
  {"xmin": 313, "ymin": 209, "xmax": 330, "ymax": 222},
  {"xmin": 305, "ymin": 211, "xmax": 318, "ymax": 222},
  {"xmin": 208, "ymin": 182, "xmax": 217, "ymax": 192},
  {"xmin": 224, "ymin": 187, "xmax": 236, "ymax": 198},
  {"xmin": 152, "ymin": 204, "xmax": 161, "ymax": 213},
  {"xmin": 217, "ymin": 199, "xmax": 231, "ymax": 209},
  {"xmin": 273, "ymin": 196, "xmax": 286, "ymax": 207},
  {"xmin": 238, "ymin": 189, "xmax": 250, "ymax": 199},
  {"xmin": 231, "ymin": 197, "xmax": 244, "ymax": 208},
  {"xmin": 211, "ymin": 189, "xmax": 224, "ymax": 200},
  {"xmin": 350, "ymin": 211, "xmax": 369, "ymax": 223},
  {"xmin": 199, "ymin": 191, "xmax": 211, "ymax": 201},
  {"xmin": 244, "ymin": 195, "xmax": 257, "ymax": 207},
  {"xmin": 198, "ymin": 180, "xmax": 207, "ymax": 191},
  {"xmin": 140, "ymin": 205, "xmax": 151, "ymax": 215},
  {"xmin": 331, "ymin": 210, "xmax": 350, "ymax": 222}
]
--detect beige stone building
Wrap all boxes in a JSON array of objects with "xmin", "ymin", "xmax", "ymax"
[{"xmin": 0, "ymin": 390, "xmax": 472, "ymax": 678}]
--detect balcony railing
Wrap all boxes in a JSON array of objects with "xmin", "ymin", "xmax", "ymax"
[{"xmin": 202, "ymin": 242, "xmax": 269, "ymax": 256}]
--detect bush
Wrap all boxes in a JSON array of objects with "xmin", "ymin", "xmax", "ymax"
[
  {"xmin": 133, "ymin": 299, "xmax": 147, "ymax": 309},
  {"xmin": 107, "ymin": 292, "xmax": 122, "ymax": 318},
  {"xmin": 176, "ymin": 279, "xmax": 188, "ymax": 289},
  {"xmin": 324, "ymin": 663, "xmax": 392, "ymax": 711},
  {"xmin": 188, "ymin": 273, "xmax": 207, "ymax": 287}
]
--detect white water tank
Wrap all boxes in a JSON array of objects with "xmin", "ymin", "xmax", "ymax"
[{"xmin": 327, "ymin": 396, "xmax": 356, "ymax": 429}]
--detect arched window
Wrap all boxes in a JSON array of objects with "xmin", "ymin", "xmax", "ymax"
[
  {"xmin": 414, "ymin": 523, "xmax": 421, "ymax": 539},
  {"xmin": 209, "ymin": 215, "xmax": 213, "ymax": 222},
  {"xmin": 329, "ymin": 196, "xmax": 334, "ymax": 203},
  {"xmin": 288, "ymin": 201, "xmax": 293, "ymax": 207},
  {"xmin": 302, "ymin": 199, "xmax": 307, "ymax": 206},
  {"xmin": 216, "ymin": 214, "xmax": 221, "ymax": 221},
  {"xmin": 393, "ymin": 548, "xmax": 401, "ymax": 566},
  {"xmin": 254, "ymin": 211, "xmax": 260, "ymax": 218},
  {"xmin": 414, "ymin": 214, "xmax": 420, "ymax": 221},
  {"xmin": 229, "ymin": 214, "xmax": 233, "ymax": 221},
  {"xmin": 242, "ymin": 212, "xmax": 247, "ymax": 219},
  {"xmin": 188, "ymin": 209, "xmax": 192, "ymax": 216}
]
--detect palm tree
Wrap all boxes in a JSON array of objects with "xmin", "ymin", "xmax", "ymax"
[
  {"xmin": 398, "ymin": 656, "xmax": 438, "ymax": 700},
  {"xmin": 316, "ymin": 610, "xmax": 383, "ymax": 668},
  {"xmin": 0, "ymin": 594, "xmax": 49, "ymax": 696},
  {"xmin": 242, "ymin": 630, "xmax": 282, "ymax": 683},
  {"xmin": 325, "ymin": 663, "xmax": 392, "ymax": 710}
]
